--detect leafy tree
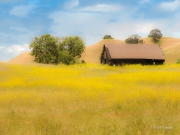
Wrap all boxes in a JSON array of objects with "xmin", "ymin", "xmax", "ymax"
[
  {"xmin": 30, "ymin": 34, "xmax": 59, "ymax": 64},
  {"xmin": 148, "ymin": 29, "xmax": 163, "ymax": 43},
  {"xmin": 58, "ymin": 51, "xmax": 76, "ymax": 65},
  {"xmin": 103, "ymin": 35, "xmax": 114, "ymax": 39},
  {"xmin": 30, "ymin": 35, "xmax": 85, "ymax": 65},
  {"xmin": 59, "ymin": 36, "xmax": 85, "ymax": 58},
  {"xmin": 125, "ymin": 34, "xmax": 144, "ymax": 44}
]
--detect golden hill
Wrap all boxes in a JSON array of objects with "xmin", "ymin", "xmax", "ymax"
[
  {"xmin": 163, "ymin": 42, "xmax": 180, "ymax": 64},
  {"xmin": 141, "ymin": 37, "xmax": 180, "ymax": 64},
  {"xmin": 81, "ymin": 39, "xmax": 125, "ymax": 64},
  {"xmin": 8, "ymin": 37, "xmax": 180, "ymax": 64},
  {"xmin": 143, "ymin": 37, "xmax": 180, "ymax": 49},
  {"xmin": 81, "ymin": 38, "xmax": 180, "ymax": 64},
  {"xmin": 8, "ymin": 52, "xmax": 35, "ymax": 65}
]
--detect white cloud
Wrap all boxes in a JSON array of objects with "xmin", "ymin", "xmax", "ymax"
[
  {"xmin": 78, "ymin": 4, "xmax": 123, "ymax": 13},
  {"xmin": 50, "ymin": 11, "xmax": 168, "ymax": 45},
  {"xmin": 135, "ymin": 23, "xmax": 156, "ymax": 34},
  {"xmin": 0, "ymin": 46, "xmax": 5, "ymax": 50},
  {"xmin": 0, "ymin": 44, "xmax": 30, "ymax": 61},
  {"xmin": 6, "ymin": 44, "xmax": 29, "ymax": 53},
  {"xmin": 159, "ymin": 0, "xmax": 180, "ymax": 11},
  {"xmin": 171, "ymin": 32, "xmax": 180, "ymax": 38},
  {"xmin": 10, "ymin": 4, "xmax": 35, "ymax": 17},
  {"xmin": 64, "ymin": 0, "xmax": 79, "ymax": 10}
]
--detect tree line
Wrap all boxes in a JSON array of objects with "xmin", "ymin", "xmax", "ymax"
[{"xmin": 103, "ymin": 29, "xmax": 163, "ymax": 44}]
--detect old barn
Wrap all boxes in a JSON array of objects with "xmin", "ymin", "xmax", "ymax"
[{"xmin": 101, "ymin": 44, "xmax": 165, "ymax": 65}]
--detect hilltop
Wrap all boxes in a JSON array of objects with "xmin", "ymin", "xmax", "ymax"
[
  {"xmin": 8, "ymin": 37, "xmax": 180, "ymax": 64},
  {"xmin": 81, "ymin": 39, "xmax": 125, "ymax": 64}
]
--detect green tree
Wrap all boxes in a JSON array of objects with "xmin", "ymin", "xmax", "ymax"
[
  {"xmin": 30, "ymin": 35, "xmax": 85, "ymax": 65},
  {"xmin": 125, "ymin": 34, "xmax": 144, "ymax": 44},
  {"xmin": 148, "ymin": 29, "xmax": 163, "ymax": 43},
  {"xmin": 58, "ymin": 51, "xmax": 76, "ymax": 65},
  {"xmin": 103, "ymin": 35, "xmax": 114, "ymax": 39},
  {"xmin": 30, "ymin": 34, "xmax": 59, "ymax": 64},
  {"xmin": 59, "ymin": 36, "xmax": 85, "ymax": 58}
]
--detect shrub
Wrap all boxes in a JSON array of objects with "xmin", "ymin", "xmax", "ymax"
[
  {"xmin": 176, "ymin": 58, "xmax": 180, "ymax": 64},
  {"xmin": 103, "ymin": 35, "xmax": 114, "ymax": 39},
  {"xmin": 125, "ymin": 34, "xmax": 144, "ymax": 44}
]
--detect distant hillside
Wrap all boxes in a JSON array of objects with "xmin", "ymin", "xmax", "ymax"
[
  {"xmin": 141, "ymin": 37, "xmax": 180, "ymax": 49},
  {"xmin": 80, "ymin": 38, "xmax": 180, "ymax": 64},
  {"xmin": 8, "ymin": 52, "xmax": 35, "ymax": 64},
  {"xmin": 81, "ymin": 39, "xmax": 125, "ymax": 64},
  {"xmin": 8, "ymin": 37, "xmax": 180, "ymax": 64},
  {"xmin": 163, "ymin": 42, "xmax": 180, "ymax": 64}
]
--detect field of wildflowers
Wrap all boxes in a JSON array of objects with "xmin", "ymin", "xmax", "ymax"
[{"xmin": 0, "ymin": 62, "xmax": 180, "ymax": 135}]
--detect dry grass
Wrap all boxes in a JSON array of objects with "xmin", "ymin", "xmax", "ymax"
[
  {"xmin": 143, "ymin": 37, "xmax": 180, "ymax": 49},
  {"xmin": 81, "ymin": 39, "xmax": 125, "ymax": 64},
  {"xmin": 8, "ymin": 52, "xmax": 35, "ymax": 65},
  {"xmin": 163, "ymin": 42, "xmax": 180, "ymax": 64},
  {"xmin": 0, "ymin": 62, "xmax": 180, "ymax": 135},
  {"xmin": 143, "ymin": 37, "xmax": 180, "ymax": 64}
]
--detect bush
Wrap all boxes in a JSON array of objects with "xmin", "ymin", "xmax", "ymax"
[
  {"xmin": 176, "ymin": 58, "xmax": 180, "ymax": 64},
  {"xmin": 103, "ymin": 35, "xmax": 114, "ymax": 39},
  {"xmin": 125, "ymin": 34, "xmax": 144, "ymax": 44},
  {"xmin": 81, "ymin": 59, "xmax": 86, "ymax": 64}
]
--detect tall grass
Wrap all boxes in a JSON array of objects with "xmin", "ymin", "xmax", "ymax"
[{"xmin": 0, "ymin": 63, "xmax": 180, "ymax": 135}]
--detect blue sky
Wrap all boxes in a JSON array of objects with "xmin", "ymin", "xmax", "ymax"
[{"xmin": 0, "ymin": 0, "xmax": 180, "ymax": 61}]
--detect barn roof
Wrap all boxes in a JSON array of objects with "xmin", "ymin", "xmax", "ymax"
[{"xmin": 105, "ymin": 44, "xmax": 165, "ymax": 60}]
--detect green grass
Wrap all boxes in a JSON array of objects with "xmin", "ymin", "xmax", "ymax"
[{"xmin": 0, "ymin": 63, "xmax": 180, "ymax": 135}]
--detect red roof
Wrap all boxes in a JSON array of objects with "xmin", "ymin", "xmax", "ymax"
[{"xmin": 105, "ymin": 44, "xmax": 165, "ymax": 60}]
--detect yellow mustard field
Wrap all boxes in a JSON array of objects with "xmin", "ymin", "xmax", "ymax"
[{"xmin": 0, "ymin": 63, "xmax": 180, "ymax": 135}]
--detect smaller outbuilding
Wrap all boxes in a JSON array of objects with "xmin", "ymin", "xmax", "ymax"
[{"xmin": 100, "ymin": 44, "xmax": 165, "ymax": 65}]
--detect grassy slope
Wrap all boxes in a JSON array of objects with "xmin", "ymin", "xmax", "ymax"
[
  {"xmin": 163, "ymin": 42, "xmax": 180, "ymax": 64},
  {"xmin": 143, "ymin": 37, "xmax": 180, "ymax": 64},
  {"xmin": 81, "ymin": 39, "xmax": 125, "ymax": 64},
  {"xmin": 81, "ymin": 37, "xmax": 180, "ymax": 64},
  {"xmin": 0, "ymin": 63, "xmax": 180, "ymax": 135},
  {"xmin": 8, "ymin": 52, "xmax": 35, "ymax": 65},
  {"xmin": 8, "ymin": 37, "xmax": 180, "ymax": 64}
]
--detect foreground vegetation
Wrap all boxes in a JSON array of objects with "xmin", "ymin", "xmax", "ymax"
[{"xmin": 0, "ymin": 63, "xmax": 180, "ymax": 135}]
